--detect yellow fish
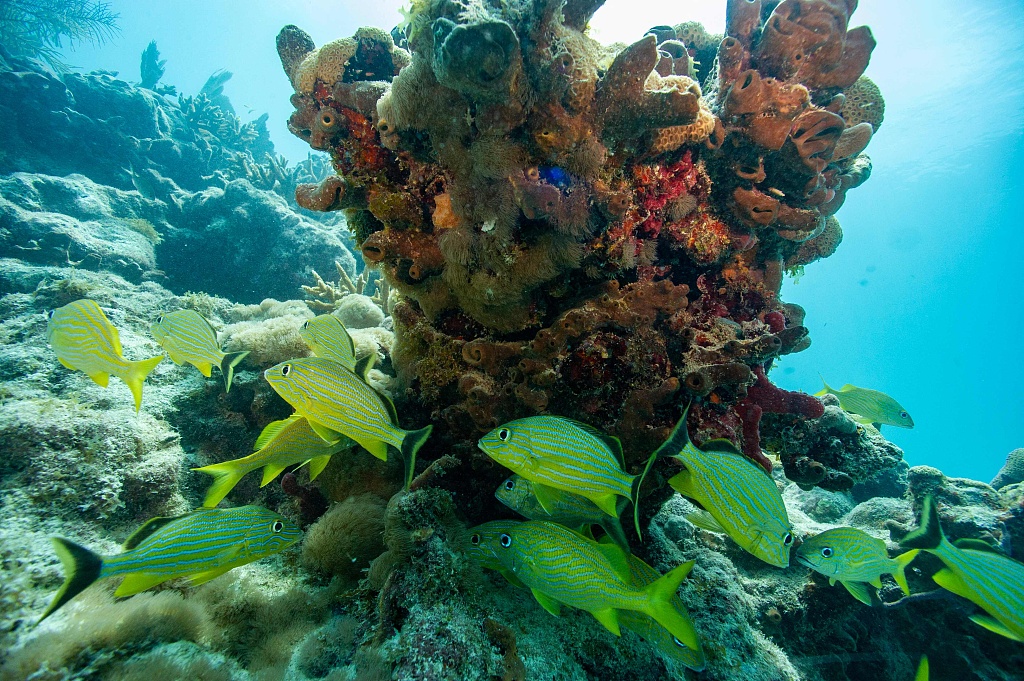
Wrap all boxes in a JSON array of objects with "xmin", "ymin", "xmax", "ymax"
[
  {"xmin": 38, "ymin": 505, "xmax": 300, "ymax": 623},
  {"xmin": 298, "ymin": 314, "xmax": 374, "ymax": 377},
  {"xmin": 796, "ymin": 527, "xmax": 918, "ymax": 605},
  {"xmin": 901, "ymin": 495, "xmax": 1024, "ymax": 641},
  {"xmin": 264, "ymin": 357, "xmax": 431, "ymax": 487},
  {"xmin": 46, "ymin": 299, "xmax": 163, "ymax": 412},
  {"xmin": 816, "ymin": 379, "xmax": 913, "ymax": 428},
  {"xmin": 654, "ymin": 405, "xmax": 794, "ymax": 567},
  {"xmin": 194, "ymin": 415, "xmax": 354, "ymax": 508},
  {"xmin": 151, "ymin": 309, "xmax": 248, "ymax": 392}
]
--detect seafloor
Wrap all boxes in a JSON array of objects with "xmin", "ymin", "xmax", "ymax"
[{"xmin": 1, "ymin": 1, "xmax": 1023, "ymax": 680}]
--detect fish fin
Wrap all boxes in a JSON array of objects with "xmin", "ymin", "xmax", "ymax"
[
  {"xmin": 815, "ymin": 375, "xmax": 832, "ymax": 397},
  {"xmin": 254, "ymin": 415, "xmax": 303, "ymax": 451},
  {"xmin": 109, "ymin": 323, "xmax": 123, "ymax": 356},
  {"xmin": 931, "ymin": 567, "xmax": 972, "ymax": 600},
  {"xmin": 163, "ymin": 347, "xmax": 187, "ymax": 366},
  {"xmin": 590, "ymin": 608, "xmax": 621, "ymax": 636},
  {"xmin": 114, "ymin": 572, "xmax": 169, "ymax": 598},
  {"xmin": 355, "ymin": 353, "xmax": 376, "ymax": 381},
  {"xmin": 840, "ymin": 580, "xmax": 875, "ymax": 606},
  {"xmin": 123, "ymin": 354, "xmax": 163, "ymax": 412},
  {"xmin": 631, "ymin": 446, "xmax": 659, "ymax": 542},
  {"xmin": 86, "ymin": 370, "xmax": 110, "ymax": 387},
  {"xmin": 900, "ymin": 495, "xmax": 944, "ymax": 551},
  {"xmin": 566, "ymin": 420, "xmax": 625, "ymax": 468},
  {"xmin": 219, "ymin": 351, "xmax": 248, "ymax": 392},
  {"xmin": 892, "ymin": 549, "xmax": 919, "ymax": 595},
  {"xmin": 499, "ymin": 569, "xmax": 525, "ymax": 588},
  {"xmin": 828, "ymin": 577, "xmax": 837, "ymax": 586},
  {"xmin": 376, "ymin": 389, "xmax": 399, "ymax": 426},
  {"xmin": 578, "ymin": 525, "xmax": 597, "ymax": 541},
  {"xmin": 400, "ymin": 425, "xmax": 432, "ymax": 489},
  {"xmin": 643, "ymin": 560, "xmax": 699, "ymax": 651},
  {"xmin": 667, "ymin": 469, "xmax": 696, "ymax": 498},
  {"xmin": 307, "ymin": 418, "xmax": 344, "ymax": 445},
  {"xmin": 37, "ymin": 538, "xmax": 104, "ymax": 624},
  {"xmin": 653, "ymin": 402, "xmax": 693, "ymax": 462},
  {"xmin": 701, "ymin": 438, "xmax": 746, "ymax": 457},
  {"xmin": 839, "ymin": 384, "xmax": 857, "ymax": 391},
  {"xmin": 360, "ymin": 438, "xmax": 390, "ymax": 462},
  {"xmin": 591, "ymin": 493, "xmax": 621, "ymax": 519},
  {"xmin": 260, "ymin": 463, "xmax": 289, "ymax": 487},
  {"xmin": 969, "ymin": 615, "xmax": 1023, "ymax": 642},
  {"xmin": 953, "ymin": 538, "xmax": 1002, "ymax": 554},
  {"xmin": 915, "ymin": 655, "xmax": 929, "ymax": 681},
  {"xmin": 189, "ymin": 566, "xmax": 233, "ymax": 587},
  {"xmin": 57, "ymin": 356, "xmax": 77, "ymax": 370},
  {"xmin": 869, "ymin": 576, "xmax": 883, "ymax": 588},
  {"xmin": 598, "ymin": 513, "xmax": 630, "ymax": 550},
  {"xmin": 307, "ymin": 455, "xmax": 332, "ymax": 481},
  {"xmin": 193, "ymin": 461, "xmax": 248, "ymax": 508},
  {"xmin": 194, "ymin": 361, "xmax": 213, "ymax": 377},
  {"xmin": 531, "ymin": 589, "xmax": 562, "ymax": 616},
  {"xmin": 123, "ymin": 514, "xmax": 187, "ymax": 549},
  {"xmin": 685, "ymin": 510, "xmax": 726, "ymax": 534},
  {"xmin": 871, "ymin": 422, "xmax": 882, "ymax": 431},
  {"xmin": 532, "ymin": 483, "xmax": 560, "ymax": 515},
  {"xmin": 594, "ymin": 542, "xmax": 633, "ymax": 585}
]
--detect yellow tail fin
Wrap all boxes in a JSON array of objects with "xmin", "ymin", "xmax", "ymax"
[
  {"xmin": 892, "ymin": 548, "xmax": 920, "ymax": 595},
  {"xmin": 193, "ymin": 460, "xmax": 249, "ymax": 508},
  {"xmin": 643, "ymin": 560, "xmax": 699, "ymax": 651},
  {"xmin": 123, "ymin": 355, "xmax": 163, "ymax": 412}
]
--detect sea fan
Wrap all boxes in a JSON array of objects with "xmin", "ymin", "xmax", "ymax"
[{"xmin": 0, "ymin": 0, "xmax": 118, "ymax": 71}]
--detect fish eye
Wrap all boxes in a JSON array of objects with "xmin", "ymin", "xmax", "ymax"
[
  {"xmin": 783, "ymin": 533, "xmax": 794, "ymax": 546},
  {"xmin": 821, "ymin": 547, "xmax": 833, "ymax": 557},
  {"xmin": 281, "ymin": 364, "xmax": 292, "ymax": 377},
  {"xmin": 504, "ymin": 479, "xmax": 515, "ymax": 491},
  {"xmin": 470, "ymin": 533, "xmax": 481, "ymax": 545},
  {"xmin": 157, "ymin": 315, "xmax": 163, "ymax": 324},
  {"xmin": 271, "ymin": 521, "xmax": 284, "ymax": 533},
  {"xmin": 672, "ymin": 637, "xmax": 685, "ymax": 648},
  {"xmin": 497, "ymin": 428, "xmax": 511, "ymax": 442},
  {"xmin": 900, "ymin": 411, "xmax": 909, "ymax": 419},
  {"xmin": 499, "ymin": 533, "xmax": 512, "ymax": 548},
  {"xmin": 46, "ymin": 309, "xmax": 55, "ymax": 319},
  {"xmin": 302, "ymin": 320, "xmax": 309, "ymax": 329}
]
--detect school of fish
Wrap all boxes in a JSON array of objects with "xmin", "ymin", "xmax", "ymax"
[{"xmin": 39, "ymin": 298, "xmax": 1024, "ymax": 672}]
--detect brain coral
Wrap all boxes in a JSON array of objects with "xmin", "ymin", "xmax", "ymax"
[{"xmin": 276, "ymin": 0, "xmax": 881, "ymax": 500}]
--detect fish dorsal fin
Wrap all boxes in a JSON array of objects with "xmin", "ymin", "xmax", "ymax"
[
  {"xmin": 372, "ymin": 388, "xmax": 399, "ymax": 426},
  {"xmin": 700, "ymin": 438, "xmax": 745, "ymax": 457},
  {"xmin": 839, "ymin": 384, "xmax": 856, "ymax": 392},
  {"xmin": 954, "ymin": 538, "xmax": 1002, "ymax": 554},
  {"xmin": 122, "ymin": 514, "xmax": 187, "ymax": 549},
  {"xmin": 595, "ymin": 541, "xmax": 633, "ymax": 585},
  {"xmin": 567, "ymin": 419, "xmax": 624, "ymax": 467},
  {"xmin": 109, "ymin": 321, "xmax": 123, "ymax": 357},
  {"xmin": 531, "ymin": 588, "xmax": 562, "ymax": 616},
  {"xmin": 254, "ymin": 415, "xmax": 303, "ymax": 451},
  {"xmin": 198, "ymin": 313, "xmax": 220, "ymax": 343},
  {"xmin": 355, "ymin": 353, "xmax": 375, "ymax": 380}
]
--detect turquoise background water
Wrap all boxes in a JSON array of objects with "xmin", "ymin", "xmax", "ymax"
[{"xmin": 65, "ymin": 0, "xmax": 1023, "ymax": 481}]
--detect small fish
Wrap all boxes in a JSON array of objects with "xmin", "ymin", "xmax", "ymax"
[
  {"xmin": 264, "ymin": 357, "xmax": 431, "ymax": 488},
  {"xmin": 47, "ymin": 299, "xmax": 163, "ymax": 412},
  {"xmin": 151, "ymin": 309, "xmax": 248, "ymax": 392},
  {"xmin": 495, "ymin": 474, "xmax": 629, "ymax": 548},
  {"xmin": 492, "ymin": 521, "xmax": 698, "ymax": 649},
  {"xmin": 654, "ymin": 405, "xmax": 794, "ymax": 567},
  {"xmin": 38, "ymin": 506, "xmax": 300, "ymax": 623},
  {"xmin": 815, "ymin": 379, "xmax": 913, "ymax": 428},
  {"xmin": 796, "ymin": 527, "xmax": 919, "ymax": 605},
  {"xmin": 298, "ymin": 314, "xmax": 374, "ymax": 377},
  {"xmin": 478, "ymin": 416, "xmax": 653, "ymax": 538},
  {"xmin": 194, "ymin": 415, "xmax": 354, "ymax": 508},
  {"xmin": 901, "ymin": 495, "xmax": 1024, "ymax": 641},
  {"xmin": 915, "ymin": 655, "xmax": 929, "ymax": 681}
]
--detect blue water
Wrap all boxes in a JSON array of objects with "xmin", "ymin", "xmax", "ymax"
[{"xmin": 66, "ymin": 0, "xmax": 1024, "ymax": 482}]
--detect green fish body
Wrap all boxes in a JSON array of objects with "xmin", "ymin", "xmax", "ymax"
[
  {"xmin": 151, "ymin": 309, "xmax": 248, "ymax": 392},
  {"xmin": 618, "ymin": 547, "xmax": 705, "ymax": 671},
  {"xmin": 901, "ymin": 495, "xmax": 1024, "ymax": 641},
  {"xmin": 657, "ymin": 409, "xmax": 794, "ymax": 567},
  {"xmin": 46, "ymin": 299, "xmax": 163, "ymax": 412},
  {"xmin": 816, "ymin": 380, "xmax": 913, "ymax": 428},
  {"xmin": 194, "ymin": 415, "xmax": 354, "ymax": 508},
  {"xmin": 38, "ymin": 506, "xmax": 301, "ymax": 622},
  {"xmin": 491, "ymin": 520, "xmax": 699, "ymax": 650},
  {"xmin": 465, "ymin": 520, "xmax": 526, "ymax": 587},
  {"xmin": 264, "ymin": 357, "xmax": 431, "ymax": 487},
  {"xmin": 796, "ymin": 527, "xmax": 918, "ymax": 605},
  {"xmin": 495, "ymin": 474, "xmax": 629, "ymax": 548},
  {"xmin": 299, "ymin": 314, "xmax": 374, "ymax": 377},
  {"xmin": 478, "ymin": 416, "xmax": 648, "ymax": 537}
]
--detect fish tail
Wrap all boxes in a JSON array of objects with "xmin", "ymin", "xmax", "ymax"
[
  {"xmin": 193, "ymin": 460, "xmax": 249, "ymax": 508},
  {"xmin": 37, "ymin": 538, "xmax": 104, "ymax": 624},
  {"xmin": 900, "ymin": 495, "xmax": 944, "ymax": 551},
  {"xmin": 892, "ymin": 548, "xmax": 920, "ymax": 595},
  {"xmin": 219, "ymin": 351, "xmax": 249, "ymax": 393},
  {"xmin": 631, "ymin": 447, "xmax": 659, "ymax": 542},
  {"xmin": 123, "ymin": 355, "xmax": 163, "ymax": 412},
  {"xmin": 644, "ymin": 560, "xmax": 699, "ymax": 651},
  {"xmin": 652, "ymin": 401, "xmax": 693, "ymax": 462},
  {"xmin": 400, "ymin": 425, "xmax": 433, "ymax": 489}
]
